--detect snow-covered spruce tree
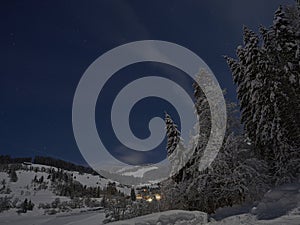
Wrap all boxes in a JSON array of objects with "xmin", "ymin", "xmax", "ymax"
[
  {"xmin": 9, "ymin": 169, "xmax": 18, "ymax": 182},
  {"xmin": 164, "ymin": 112, "xmax": 188, "ymax": 182},
  {"xmin": 165, "ymin": 112, "xmax": 181, "ymax": 157},
  {"xmin": 130, "ymin": 188, "xmax": 136, "ymax": 201},
  {"xmin": 225, "ymin": 4, "xmax": 300, "ymax": 184}
]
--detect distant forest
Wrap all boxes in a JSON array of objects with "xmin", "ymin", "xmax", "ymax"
[{"xmin": 0, "ymin": 155, "xmax": 98, "ymax": 175}]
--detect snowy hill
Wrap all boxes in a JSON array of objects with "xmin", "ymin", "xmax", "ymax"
[
  {"xmin": 0, "ymin": 163, "xmax": 130, "ymax": 218},
  {"xmin": 118, "ymin": 165, "xmax": 159, "ymax": 178},
  {"xmin": 99, "ymin": 163, "xmax": 170, "ymax": 185}
]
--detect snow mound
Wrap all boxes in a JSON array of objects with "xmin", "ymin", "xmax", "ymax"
[
  {"xmin": 208, "ymin": 214, "xmax": 256, "ymax": 225},
  {"xmin": 252, "ymin": 183, "xmax": 300, "ymax": 220},
  {"xmin": 108, "ymin": 210, "xmax": 207, "ymax": 225},
  {"xmin": 208, "ymin": 213, "xmax": 300, "ymax": 225}
]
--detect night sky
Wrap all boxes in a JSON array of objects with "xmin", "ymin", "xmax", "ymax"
[{"xmin": 0, "ymin": 0, "xmax": 294, "ymax": 166}]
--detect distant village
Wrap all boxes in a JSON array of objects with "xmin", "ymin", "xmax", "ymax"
[{"xmin": 135, "ymin": 185, "xmax": 161, "ymax": 202}]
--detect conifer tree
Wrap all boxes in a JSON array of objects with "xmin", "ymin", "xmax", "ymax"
[
  {"xmin": 225, "ymin": 4, "xmax": 300, "ymax": 184},
  {"xmin": 130, "ymin": 188, "xmax": 136, "ymax": 201},
  {"xmin": 22, "ymin": 198, "xmax": 28, "ymax": 213},
  {"xmin": 9, "ymin": 169, "xmax": 18, "ymax": 182},
  {"xmin": 165, "ymin": 112, "xmax": 181, "ymax": 157}
]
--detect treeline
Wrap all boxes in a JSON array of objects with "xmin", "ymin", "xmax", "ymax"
[
  {"xmin": 0, "ymin": 155, "xmax": 99, "ymax": 176},
  {"xmin": 55, "ymin": 180, "xmax": 120, "ymax": 199},
  {"xmin": 0, "ymin": 155, "xmax": 32, "ymax": 164},
  {"xmin": 33, "ymin": 156, "xmax": 99, "ymax": 176}
]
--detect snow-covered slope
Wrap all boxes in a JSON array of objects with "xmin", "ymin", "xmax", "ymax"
[
  {"xmin": 121, "ymin": 166, "xmax": 159, "ymax": 178},
  {"xmin": 0, "ymin": 163, "xmax": 130, "ymax": 217},
  {"xmin": 100, "ymin": 164, "xmax": 170, "ymax": 185},
  {"xmin": 0, "ymin": 170, "xmax": 68, "ymax": 209}
]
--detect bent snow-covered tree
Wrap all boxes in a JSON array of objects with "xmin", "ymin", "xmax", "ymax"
[{"xmin": 161, "ymin": 70, "xmax": 269, "ymax": 213}]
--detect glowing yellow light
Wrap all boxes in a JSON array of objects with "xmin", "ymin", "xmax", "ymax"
[
  {"xmin": 146, "ymin": 198, "xmax": 153, "ymax": 203},
  {"xmin": 136, "ymin": 195, "xmax": 143, "ymax": 200},
  {"xmin": 155, "ymin": 194, "xmax": 161, "ymax": 200}
]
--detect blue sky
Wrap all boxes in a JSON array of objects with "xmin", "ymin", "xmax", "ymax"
[{"xmin": 0, "ymin": 0, "xmax": 294, "ymax": 165}]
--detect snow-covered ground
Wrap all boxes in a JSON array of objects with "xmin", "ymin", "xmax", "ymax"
[
  {"xmin": 1, "ymin": 208, "xmax": 299, "ymax": 225},
  {"xmin": 109, "ymin": 210, "xmax": 207, "ymax": 225},
  {"xmin": 208, "ymin": 182, "xmax": 300, "ymax": 225},
  {"xmin": 0, "ymin": 170, "xmax": 68, "ymax": 209},
  {"xmin": 0, "ymin": 211, "xmax": 105, "ymax": 225},
  {"xmin": 208, "ymin": 212, "xmax": 300, "ymax": 225},
  {"xmin": 1, "ymin": 164, "xmax": 300, "ymax": 225}
]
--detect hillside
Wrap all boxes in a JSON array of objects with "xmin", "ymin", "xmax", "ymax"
[{"xmin": 0, "ymin": 162, "xmax": 130, "ymax": 218}]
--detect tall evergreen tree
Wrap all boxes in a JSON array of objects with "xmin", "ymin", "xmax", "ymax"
[
  {"xmin": 22, "ymin": 198, "xmax": 28, "ymax": 213},
  {"xmin": 226, "ymin": 4, "xmax": 300, "ymax": 184},
  {"xmin": 130, "ymin": 188, "xmax": 136, "ymax": 201},
  {"xmin": 165, "ymin": 112, "xmax": 181, "ymax": 157},
  {"xmin": 9, "ymin": 169, "xmax": 18, "ymax": 182}
]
